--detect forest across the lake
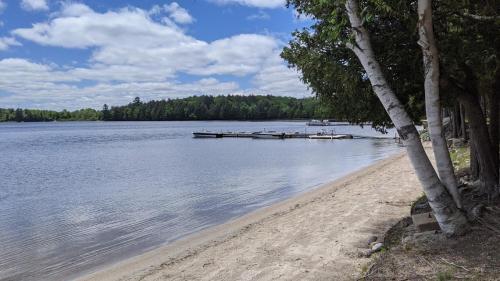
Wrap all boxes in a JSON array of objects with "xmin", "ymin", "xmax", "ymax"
[{"xmin": 0, "ymin": 95, "xmax": 334, "ymax": 122}]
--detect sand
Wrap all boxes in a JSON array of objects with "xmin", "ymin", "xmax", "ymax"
[{"xmin": 79, "ymin": 152, "xmax": 423, "ymax": 281}]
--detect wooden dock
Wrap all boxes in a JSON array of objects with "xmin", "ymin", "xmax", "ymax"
[
  {"xmin": 193, "ymin": 131, "xmax": 354, "ymax": 139},
  {"xmin": 308, "ymin": 134, "xmax": 353, "ymax": 140}
]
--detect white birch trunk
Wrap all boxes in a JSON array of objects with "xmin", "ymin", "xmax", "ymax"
[
  {"xmin": 345, "ymin": 0, "xmax": 468, "ymax": 236},
  {"xmin": 417, "ymin": 0, "xmax": 462, "ymax": 209}
]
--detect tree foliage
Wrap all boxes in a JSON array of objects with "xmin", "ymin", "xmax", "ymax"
[
  {"xmin": 0, "ymin": 95, "xmax": 332, "ymax": 122},
  {"xmin": 0, "ymin": 108, "xmax": 101, "ymax": 122},
  {"xmin": 104, "ymin": 96, "xmax": 330, "ymax": 121},
  {"xmin": 284, "ymin": 0, "xmax": 500, "ymax": 190},
  {"xmin": 282, "ymin": 1, "xmax": 426, "ymax": 132}
]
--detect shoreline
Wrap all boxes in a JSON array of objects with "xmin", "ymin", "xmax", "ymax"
[{"xmin": 78, "ymin": 151, "xmax": 422, "ymax": 281}]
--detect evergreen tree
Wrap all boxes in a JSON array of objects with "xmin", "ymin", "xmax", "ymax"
[{"xmin": 102, "ymin": 104, "xmax": 111, "ymax": 121}]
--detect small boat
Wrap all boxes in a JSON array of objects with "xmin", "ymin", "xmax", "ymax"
[
  {"xmin": 193, "ymin": 131, "xmax": 223, "ymax": 138},
  {"xmin": 252, "ymin": 132, "xmax": 286, "ymax": 139},
  {"xmin": 306, "ymin": 119, "xmax": 331, "ymax": 126},
  {"xmin": 309, "ymin": 134, "xmax": 353, "ymax": 140},
  {"xmin": 221, "ymin": 132, "xmax": 254, "ymax": 138},
  {"xmin": 284, "ymin": 132, "xmax": 310, "ymax": 138}
]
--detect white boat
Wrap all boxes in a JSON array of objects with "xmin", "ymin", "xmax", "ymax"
[
  {"xmin": 306, "ymin": 119, "xmax": 331, "ymax": 126},
  {"xmin": 309, "ymin": 134, "xmax": 353, "ymax": 140}
]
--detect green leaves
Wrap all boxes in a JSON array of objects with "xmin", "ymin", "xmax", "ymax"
[
  {"xmin": 283, "ymin": 0, "xmax": 426, "ymax": 129},
  {"xmin": 360, "ymin": 6, "xmax": 374, "ymax": 25}
]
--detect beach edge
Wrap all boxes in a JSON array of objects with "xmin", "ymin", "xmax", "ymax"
[{"xmin": 77, "ymin": 151, "xmax": 407, "ymax": 281}]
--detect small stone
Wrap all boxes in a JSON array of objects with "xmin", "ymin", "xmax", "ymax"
[
  {"xmin": 357, "ymin": 249, "xmax": 372, "ymax": 258},
  {"xmin": 367, "ymin": 235, "xmax": 378, "ymax": 246},
  {"xmin": 371, "ymin": 242, "xmax": 384, "ymax": 252}
]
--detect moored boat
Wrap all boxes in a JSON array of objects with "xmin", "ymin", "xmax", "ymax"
[
  {"xmin": 193, "ymin": 131, "xmax": 223, "ymax": 138},
  {"xmin": 306, "ymin": 119, "xmax": 331, "ymax": 126}
]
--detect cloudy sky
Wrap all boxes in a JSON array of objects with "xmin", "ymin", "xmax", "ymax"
[{"xmin": 0, "ymin": 0, "xmax": 313, "ymax": 110}]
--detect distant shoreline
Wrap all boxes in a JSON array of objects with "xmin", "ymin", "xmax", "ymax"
[
  {"xmin": 0, "ymin": 95, "xmax": 332, "ymax": 123},
  {"xmin": 0, "ymin": 119, "xmax": 364, "ymax": 124},
  {"xmin": 0, "ymin": 119, "xmax": 313, "ymax": 123},
  {"xmin": 78, "ymin": 151, "xmax": 422, "ymax": 281}
]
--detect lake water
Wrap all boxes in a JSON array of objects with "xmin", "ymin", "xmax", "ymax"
[{"xmin": 0, "ymin": 121, "xmax": 402, "ymax": 281}]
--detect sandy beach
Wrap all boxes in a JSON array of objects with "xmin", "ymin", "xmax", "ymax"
[{"xmin": 80, "ymin": 151, "xmax": 423, "ymax": 281}]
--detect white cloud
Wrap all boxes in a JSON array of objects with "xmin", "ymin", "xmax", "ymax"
[
  {"xmin": 252, "ymin": 52, "xmax": 309, "ymax": 97},
  {"xmin": 162, "ymin": 2, "xmax": 194, "ymax": 24},
  {"xmin": 58, "ymin": 2, "xmax": 93, "ymax": 17},
  {"xmin": 0, "ymin": 37, "xmax": 21, "ymax": 50},
  {"xmin": 14, "ymin": 6, "xmax": 191, "ymax": 49},
  {"xmin": 247, "ymin": 10, "xmax": 270, "ymax": 20},
  {"xmin": 0, "ymin": 58, "xmax": 76, "ymax": 82},
  {"xmin": 21, "ymin": 0, "xmax": 49, "ymax": 11},
  {"xmin": 0, "ymin": 1, "xmax": 6, "ymax": 13},
  {"xmin": 0, "ymin": 58, "xmax": 240, "ymax": 109},
  {"xmin": 210, "ymin": 0, "xmax": 285, "ymax": 8},
  {"xmin": 3, "ymin": 3, "xmax": 311, "ymax": 109},
  {"xmin": 149, "ymin": 2, "xmax": 194, "ymax": 26},
  {"xmin": 191, "ymin": 34, "xmax": 278, "ymax": 76},
  {"xmin": 12, "ymin": 4, "xmax": 277, "ymax": 77}
]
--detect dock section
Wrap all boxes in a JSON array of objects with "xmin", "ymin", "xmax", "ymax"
[{"xmin": 193, "ymin": 131, "xmax": 354, "ymax": 139}]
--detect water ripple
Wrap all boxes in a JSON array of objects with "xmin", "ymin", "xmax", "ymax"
[{"xmin": 0, "ymin": 121, "xmax": 401, "ymax": 281}]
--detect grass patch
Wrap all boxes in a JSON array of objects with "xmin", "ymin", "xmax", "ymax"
[
  {"xmin": 449, "ymin": 146, "xmax": 470, "ymax": 171},
  {"xmin": 360, "ymin": 263, "xmax": 369, "ymax": 275},
  {"xmin": 436, "ymin": 270, "xmax": 454, "ymax": 281}
]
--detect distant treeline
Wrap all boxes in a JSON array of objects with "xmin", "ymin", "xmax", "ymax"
[{"xmin": 0, "ymin": 95, "xmax": 332, "ymax": 122}]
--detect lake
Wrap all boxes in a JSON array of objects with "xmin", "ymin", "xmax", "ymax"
[{"xmin": 0, "ymin": 121, "xmax": 402, "ymax": 281}]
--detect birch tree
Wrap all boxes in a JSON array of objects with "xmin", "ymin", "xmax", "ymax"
[
  {"xmin": 417, "ymin": 0, "xmax": 462, "ymax": 208},
  {"xmin": 284, "ymin": 0, "xmax": 469, "ymax": 235},
  {"xmin": 343, "ymin": 0, "xmax": 467, "ymax": 235}
]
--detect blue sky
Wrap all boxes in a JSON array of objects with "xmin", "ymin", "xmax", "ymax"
[{"xmin": 0, "ymin": 0, "xmax": 313, "ymax": 109}]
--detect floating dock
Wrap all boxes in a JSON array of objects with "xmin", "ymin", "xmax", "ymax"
[
  {"xmin": 308, "ymin": 134, "xmax": 353, "ymax": 140},
  {"xmin": 193, "ymin": 131, "xmax": 354, "ymax": 140}
]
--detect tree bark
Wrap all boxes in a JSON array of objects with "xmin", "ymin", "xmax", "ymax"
[
  {"xmin": 417, "ymin": 0, "xmax": 462, "ymax": 208},
  {"xmin": 345, "ymin": 0, "xmax": 468, "ymax": 236},
  {"xmin": 470, "ymin": 132, "xmax": 479, "ymax": 180},
  {"xmin": 459, "ymin": 92, "xmax": 499, "ymax": 195},
  {"xmin": 451, "ymin": 104, "xmax": 459, "ymax": 138},
  {"xmin": 460, "ymin": 103, "xmax": 466, "ymax": 139},
  {"xmin": 489, "ymin": 71, "xmax": 499, "ymax": 178}
]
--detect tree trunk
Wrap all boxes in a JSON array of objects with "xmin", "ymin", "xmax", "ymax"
[
  {"xmin": 460, "ymin": 103, "xmax": 466, "ymax": 139},
  {"xmin": 489, "ymin": 71, "xmax": 499, "ymax": 178},
  {"xmin": 417, "ymin": 0, "xmax": 462, "ymax": 208},
  {"xmin": 345, "ymin": 0, "xmax": 468, "ymax": 236},
  {"xmin": 451, "ymin": 104, "xmax": 459, "ymax": 138},
  {"xmin": 452, "ymin": 102, "xmax": 462, "ymax": 138},
  {"xmin": 470, "ymin": 133, "xmax": 479, "ymax": 180},
  {"xmin": 459, "ymin": 92, "xmax": 499, "ymax": 196}
]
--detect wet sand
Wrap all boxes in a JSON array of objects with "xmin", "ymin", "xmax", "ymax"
[{"xmin": 79, "ymin": 151, "xmax": 423, "ymax": 281}]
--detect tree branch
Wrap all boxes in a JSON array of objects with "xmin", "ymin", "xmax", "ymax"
[{"xmin": 458, "ymin": 12, "xmax": 499, "ymax": 22}]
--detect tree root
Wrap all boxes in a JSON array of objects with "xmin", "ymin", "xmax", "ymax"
[
  {"xmin": 439, "ymin": 257, "xmax": 470, "ymax": 272},
  {"xmin": 476, "ymin": 217, "xmax": 500, "ymax": 235}
]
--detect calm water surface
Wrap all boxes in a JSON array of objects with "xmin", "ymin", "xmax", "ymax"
[{"xmin": 0, "ymin": 121, "xmax": 402, "ymax": 280}]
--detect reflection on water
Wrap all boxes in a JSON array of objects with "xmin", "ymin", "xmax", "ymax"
[{"xmin": 0, "ymin": 121, "xmax": 402, "ymax": 280}]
